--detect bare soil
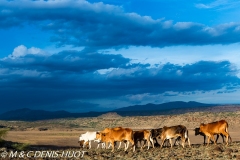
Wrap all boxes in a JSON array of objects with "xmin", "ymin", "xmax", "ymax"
[{"xmin": 1, "ymin": 111, "xmax": 240, "ymax": 159}]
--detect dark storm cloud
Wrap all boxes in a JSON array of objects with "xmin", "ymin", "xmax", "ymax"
[
  {"xmin": 1, "ymin": 50, "xmax": 130, "ymax": 73},
  {"xmin": 106, "ymin": 61, "xmax": 240, "ymax": 94},
  {"xmin": 1, "ymin": 0, "xmax": 240, "ymax": 50},
  {"xmin": 0, "ymin": 47, "xmax": 239, "ymax": 112}
]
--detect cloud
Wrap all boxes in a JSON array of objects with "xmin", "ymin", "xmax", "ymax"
[
  {"xmin": 195, "ymin": 0, "xmax": 240, "ymax": 10},
  {"xmin": 1, "ymin": 0, "xmax": 240, "ymax": 51},
  {"xmin": 8, "ymin": 45, "xmax": 46, "ymax": 58},
  {"xmin": 0, "ymin": 45, "xmax": 239, "ymax": 111},
  {"xmin": 1, "ymin": 45, "xmax": 131, "ymax": 74}
]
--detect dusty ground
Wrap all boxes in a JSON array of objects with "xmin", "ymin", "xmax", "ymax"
[{"xmin": 1, "ymin": 111, "xmax": 240, "ymax": 159}]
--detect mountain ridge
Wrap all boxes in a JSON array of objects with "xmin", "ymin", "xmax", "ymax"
[
  {"xmin": 113, "ymin": 101, "xmax": 215, "ymax": 111},
  {"xmin": 0, "ymin": 101, "xmax": 235, "ymax": 121}
]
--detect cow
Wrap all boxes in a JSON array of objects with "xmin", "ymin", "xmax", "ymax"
[
  {"xmin": 96, "ymin": 127, "xmax": 135, "ymax": 152},
  {"xmin": 194, "ymin": 127, "xmax": 226, "ymax": 145},
  {"xmin": 133, "ymin": 130, "xmax": 154, "ymax": 151},
  {"xmin": 151, "ymin": 128, "xmax": 163, "ymax": 147},
  {"xmin": 151, "ymin": 128, "xmax": 181, "ymax": 147},
  {"xmin": 78, "ymin": 131, "xmax": 105, "ymax": 149},
  {"xmin": 101, "ymin": 127, "xmax": 127, "ymax": 150},
  {"xmin": 199, "ymin": 120, "xmax": 231, "ymax": 146},
  {"xmin": 160, "ymin": 125, "xmax": 191, "ymax": 148}
]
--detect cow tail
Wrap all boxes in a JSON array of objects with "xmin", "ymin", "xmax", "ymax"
[
  {"xmin": 149, "ymin": 130, "xmax": 153, "ymax": 141},
  {"xmin": 131, "ymin": 130, "xmax": 135, "ymax": 144},
  {"xmin": 225, "ymin": 122, "xmax": 229, "ymax": 133},
  {"xmin": 225, "ymin": 122, "xmax": 232, "ymax": 143},
  {"xmin": 185, "ymin": 129, "xmax": 188, "ymax": 139}
]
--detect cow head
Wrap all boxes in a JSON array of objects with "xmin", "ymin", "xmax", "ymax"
[
  {"xmin": 79, "ymin": 136, "xmax": 83, "ymax": 141},
  {"xmin": 194, "ymin": 128, "xmax": 200, "ymax": 135},
  {"xmin": 96, "ymin": 132, "xmax": 101, "ymax": 140},
  {"xmin": 78, "ymin": 140, "xmax": 85, "ymax": 148}
]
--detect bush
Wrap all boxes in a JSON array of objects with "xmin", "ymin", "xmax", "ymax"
[
  {"xmin": 0, "ymin": 129, "xmax": 8, "ymax": 140},
  {"xmin": 12, "ymin": 143, "xmax": 30, "ymax": 151}
]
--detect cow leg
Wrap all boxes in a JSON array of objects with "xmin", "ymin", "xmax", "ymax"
[
  {"xmin": 117, "ymin": 141, "xmax": 121, "ymax": 149},
  {"xmin": 83, "ymin": 141, "xmax": 86, "ymax": 148},
  {"xmin": 102, "ymin": 142, "xmax": 105, "ymax": 149},
  {"xmin": 169, "ymin": 139, "xmax": 173, "ymax": 148},
  {"xmin": 110, "ymin": 141, "xmax": 115, "ymax": 152},
  {"xmin": 133, "ymin": 141, "xmax": 136, "ymax": 152},
  {"xmin": 207, "ymin": 136, "xmax": 211, "ymax": 146},
  {"xmin": 99, "ymin": 142, "xmax": 105, "ymax": 149},
  {"xmin": 108, "ymin": 142, "xmax": 112, "ymax": 149},
  {"xmin": 203, "ymin": 135, "xmax": 206, "ymax": 145},
  {"xmin": 228, "ymin": 135, "xmax": 232, "ymax": 143},
  {"xmin": 129, "ymin": 140, "xmax": 135, "ymax": 152},
  {"xmin": 174, "ymin": 137, "xmax": 180, "ymax": 146},
  {"xmin": 89, "ymin": 141, "xmax": 91, "ymax": 149},
  {"xmin": 220, "ymin": 134, "xmax": 225, "ymax": 143},
  {"xmin": 153, "ymin": 137, "xmax": 160, "ymax": 147},
  {"xmin": 125, "ymin": 141, "xmax": 129, "ymax": 150},
  {"xmin": 187, "ymin": 137, "xmax": 191, "ymax": 147},
  {"xmin": 147, "ymin": 139, "xmax": 151, "ymax": 150},
  {"xmin": 181, "ymin": 137, "xmax": 185, "ymax": 148},
  {"xmin": 221, "ymin": 131, "xmax": 229, "ymax": 146},
  {"xmin": 96, "ymin": 143, "xmax": 100, "ymax": 149},
  {"xmin": 150, "ymin": 136, "xmax": 154, "ymax": 148},
  {"xmin": 160, "ymin": 137, "xmax": 166, "ymax": 148},
  {"xmin": 215, "ymin": 134, "xmax": 220, "ymax": 144},
  {"xmin": 210, "ymin": 135, "xmax": 216, "ymax": 145},
  {"xmin": 140, "ymin": 140, "xmax": 145, "ymax": 150},
  {"xmin": 97, "ymin": 142, "xmax": 105, "ymax": 149}
]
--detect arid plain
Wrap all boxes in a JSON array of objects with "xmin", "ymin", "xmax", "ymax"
[{"xmin": 1, "ymin": 110, "xmax": 240, "ymax": 159}]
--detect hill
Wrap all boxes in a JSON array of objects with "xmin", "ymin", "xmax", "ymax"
[
  {"xmin": 1, "ymin": 101, "xmax": 238, "ymax": 121},
  {"xmin": 113, "ymin": 101, "xmax": 215, "ymax": 111},
  {"xmin": 0, "ymin": 108, "xmax": 103, "ymax": 121}
]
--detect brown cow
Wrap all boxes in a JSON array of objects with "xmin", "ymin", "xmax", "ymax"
[
  {"xmin": 199, "ymin": 120, "xmax": 231, "ymax": 146},
  {"xmin": 194, "ymin": 127, "xmax": 225, "ymax": 145},
  {"xmin": 151, "ymin": 128, "xmax": 162, "ymax": 147},
  {"xmin": 160, "ymin": 125, "xmax": 191, "ymax": 148},
  {"xmin": 151, "ymin": 128, "xmax": 181, "ymax": 147},
  {"xmin": 96, "ymin": 127, "xmax": 135, "ymax": 152},
  {"xmin": 101, "ymin": 127, "xmax": 126, "ymax": 149},
  {"xmin": 133, "ymin": 130, "xmax": 154, "ymax": 151}
]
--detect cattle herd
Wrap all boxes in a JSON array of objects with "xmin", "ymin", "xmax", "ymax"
[{"xmin": 78, "ymin": 119, "xmax": 232, "ymax": 153}]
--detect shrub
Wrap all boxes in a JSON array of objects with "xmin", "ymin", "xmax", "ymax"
[
  {"xmin": 12, "ymin": 143, "xmax": 30, "ymax": 151},
  {"xmin": 0, "ymin": 129, "xmax": 8, "ymax": 140}
]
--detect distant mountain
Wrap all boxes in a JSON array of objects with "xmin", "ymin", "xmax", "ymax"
[
  {"xmin": 113, "ymin": 101, "xmax": 216, "ymax": 111},
  {"xmin": 0, "ymin": 101, "xmax": 219, "ymax": 121},
  {"xmin": 0, "ymin": 108, "xmax": 103, "ymax": 121}
]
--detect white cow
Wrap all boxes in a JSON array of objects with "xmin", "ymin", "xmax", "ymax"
[{"xmin": 78, "ymin": 131, "xmax": 105, "ymax": 149}]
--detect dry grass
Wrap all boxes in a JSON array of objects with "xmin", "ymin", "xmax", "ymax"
[{"xmin": 1, "ymin": 111, "xmax": 240, "ymax": 159}]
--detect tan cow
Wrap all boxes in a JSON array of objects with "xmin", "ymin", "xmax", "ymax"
[
  {"xmin": 101, "ymin": 127, "xmax": 126, "ymax": 149},
  {"xmin": 96, "ymin": 127, "xmax": 135, "ymax": 152},
  {"xmin": 133, "ymin": 130, "xmax": 154, "ymax": 151},
  {"xmin": 199, "ymin": 119, "xmax": 231, "ymax": 146},
  {"xmin": 160, "ymin": 125, "xmax": 191, "ymax": 148}
]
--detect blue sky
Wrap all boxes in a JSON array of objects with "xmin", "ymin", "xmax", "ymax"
[{"xmin": 1, "ymin": 0, "xmax": 240, "ymax": 113}]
